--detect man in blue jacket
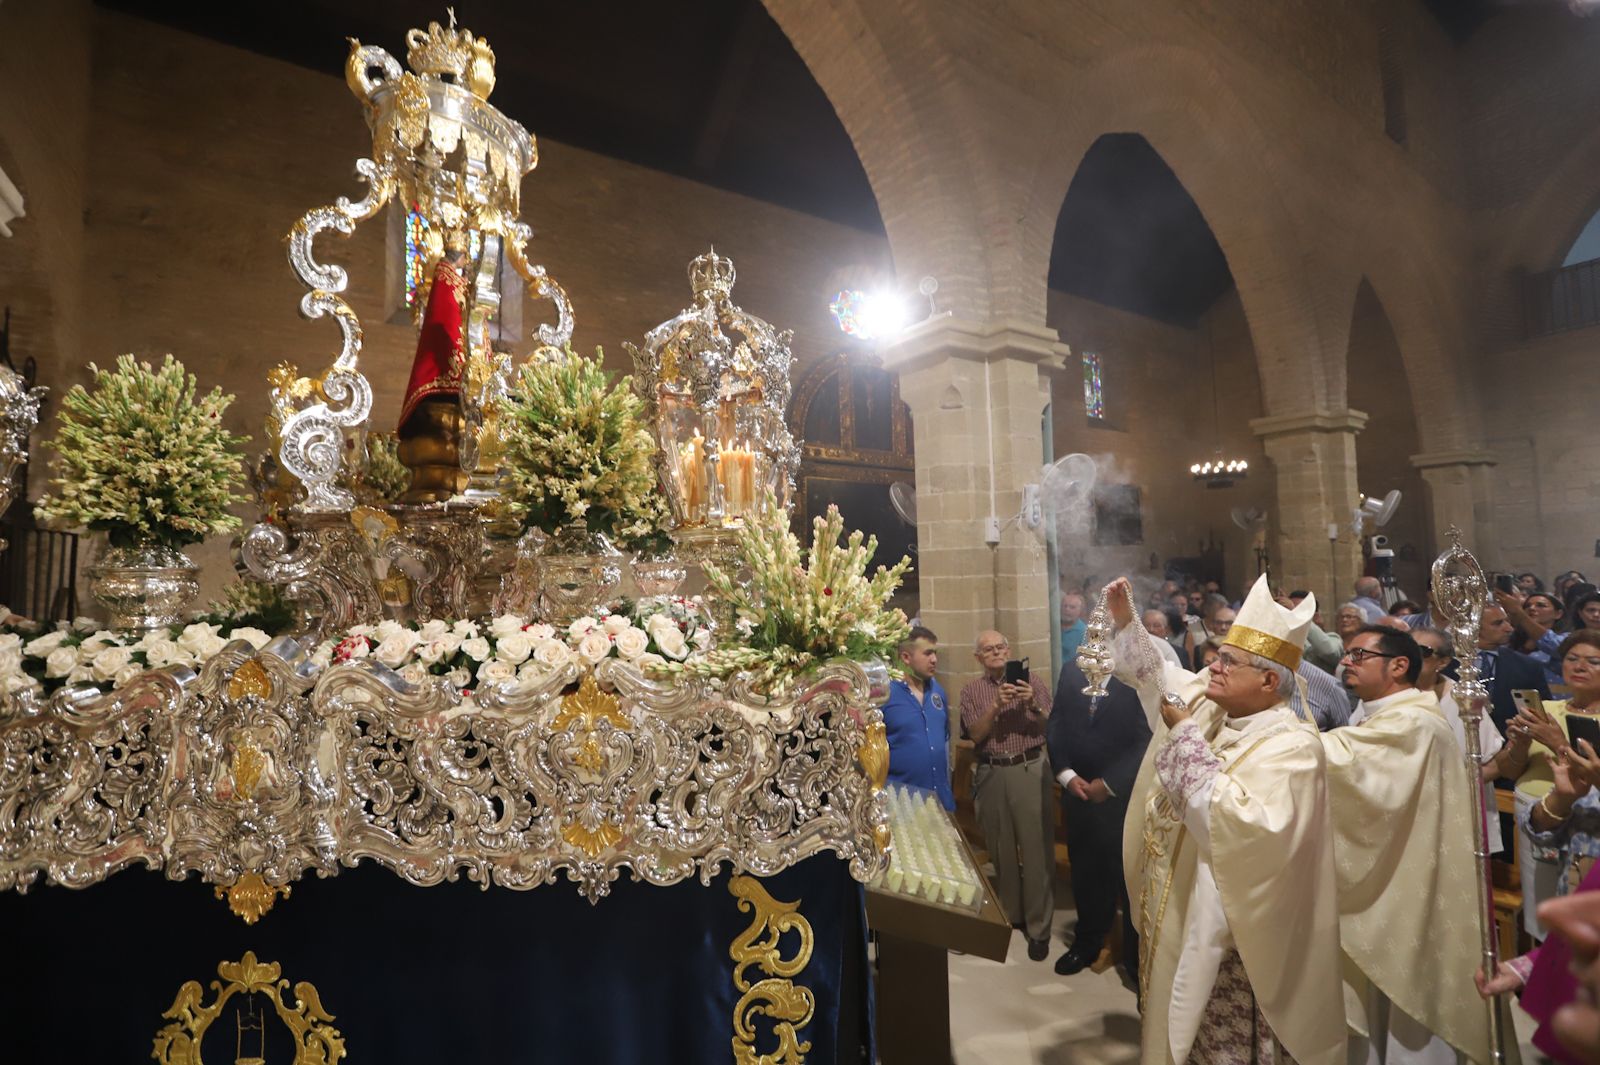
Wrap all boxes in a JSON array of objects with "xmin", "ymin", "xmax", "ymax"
[{"xmin": 882, "ymin": 626, "xmax": 954, "ymax": 809}]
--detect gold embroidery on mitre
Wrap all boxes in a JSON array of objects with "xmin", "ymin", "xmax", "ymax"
[
  {"xmin": 1221, "ymin": 623, "xmax": 1302, "ymax": 670},
  {"xmin": 151, "ymin": 951, "xmax": 342, "ymax": 1064},
  {"xmin": 729, "ymin": 876, "xmax": 815, "ymax": 1065}
]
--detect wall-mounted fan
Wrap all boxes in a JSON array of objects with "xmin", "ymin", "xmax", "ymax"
[{"xmin": 889, "ymin": 480, "xmax": 917, "ymax": 527}]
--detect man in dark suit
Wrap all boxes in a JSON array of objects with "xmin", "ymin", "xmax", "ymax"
[
  {"xmin": 1045, "ymin": 660, "xmax": 1151, "ymax": 982},
  {"xmin": 1477, "ymin": 603, "xmax": 1551, "ymax": 734}
]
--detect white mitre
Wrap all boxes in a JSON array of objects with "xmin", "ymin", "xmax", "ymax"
[{"xmin": 1220, "ymin": 574, "xmax": 1316, "ymax": 671}]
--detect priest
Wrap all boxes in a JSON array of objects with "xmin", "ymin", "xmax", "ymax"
[
  {"xmin": 1322, "ymin": 623, "xmax": 1494, "ymax": 1065},
  {"xmin": 1102, "ymin": 574, "xmax": 1345, "ymax": 1065}
]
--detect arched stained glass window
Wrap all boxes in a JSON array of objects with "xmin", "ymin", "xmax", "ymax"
[{"xmin": 1082, "ymin": 351, "xmax": 1105, "ymax": 421}]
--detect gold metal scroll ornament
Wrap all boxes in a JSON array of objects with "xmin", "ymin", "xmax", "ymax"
[
  {"xmin": 553, "ymin": 674, "xmax": 633, "ymax": 858},
  {"xmin": 729, "ymin": 875, "xmax": 816, "ymax": 1065},
  {"xmin": 215, "ymin": 872, "xmax": 292, "ymax": 925},
  {"xmin": 152, "ymin": 951, "xmax": 344, "ymax": 1065},
  {"xmin": 857, "ymin": 719, "xmax": 892, "ymax": 857}
]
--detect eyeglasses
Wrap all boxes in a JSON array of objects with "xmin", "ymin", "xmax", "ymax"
[
  {"xmin": 1212, "ymin": 651, "xmax": 1265, "ymax": 676},
  {"xmin": 1416, "ymin": 646, "xmax": 1450, "ymax": 659},
  {"xmin": 1343, "ymin": 648, "xmax": 1399, "ymax": 665},
  {"xmin": 1565, "ymin": 653, "xmax": 1600, "ymax": 669},
  {"xmin": 977, "ymin": 642, "xmax": 1009, "ymax": 655}
]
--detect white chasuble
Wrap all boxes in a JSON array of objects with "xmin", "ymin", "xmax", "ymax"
[
  {"xmin": 1320, "ymin": 689, "xmax": 1497, "ymax": 1065},
  {"xmin": 1116, "ymin": 628, "xmax": 1346, "ymax": 1065}
]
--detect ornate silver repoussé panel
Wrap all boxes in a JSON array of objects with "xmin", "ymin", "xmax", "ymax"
[{"xmin": 0, "ymin": 641, "xmax": 891, "ymax": 907}]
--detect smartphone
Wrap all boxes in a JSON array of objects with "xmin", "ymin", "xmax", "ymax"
[
  {"xmin": 1494, "ymin": 573, "xmax": 1516, "ymax": 595},
  {"xmin": 1004, "ymin": 658, "xmax": 1030, "ymax": 686},
  {"xmin": 1567, "ymin": 713, "xmax": 1600, "ymax": 754},
  {"xmin": 1511, "ymin": 689, "xmax": 1544, "ymax": 716}
]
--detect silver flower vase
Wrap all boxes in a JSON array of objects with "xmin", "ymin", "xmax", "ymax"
[
  {"xmin": 89, "ymin": 542, "xmax": 200, "ymax": 632},
  {"xmin": 537, "ymin": 523, "xmax": 622, "ymax": 626}
]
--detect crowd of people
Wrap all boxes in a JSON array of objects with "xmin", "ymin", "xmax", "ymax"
[{"xmin": 879, "ymin": 564, "xmax": 1600, "ymax": 1065}]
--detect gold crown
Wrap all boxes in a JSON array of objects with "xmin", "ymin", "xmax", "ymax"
[
  {"xmin": 405, "ymin": 11, "xmax": 496, "ymax": 98},
  {"xmin": 689, "ymin": 247, "xmax": 737, "ymax": 300}
]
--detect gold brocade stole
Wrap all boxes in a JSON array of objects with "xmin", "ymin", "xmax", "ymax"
[{"xmin": 1135, "ymin": 707, "xmax": 1299, "ymax": 1007}]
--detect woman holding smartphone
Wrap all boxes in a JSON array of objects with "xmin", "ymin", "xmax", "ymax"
[{"xmin": 1513, "ymin": 630, "xmax": 1600, "ymax": 935}]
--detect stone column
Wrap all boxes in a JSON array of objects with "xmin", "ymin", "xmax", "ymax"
[
  {"xmin": 884, "ymin": 317, "xmax": 1068, "ymax": 697},
  {"xmin": 1411, "ymin": 449, "xmax": 1499, "ymax": 567},
  {"xmin": 1249, "ymin": 409, "xmax": 1368, "ymax": 611}
]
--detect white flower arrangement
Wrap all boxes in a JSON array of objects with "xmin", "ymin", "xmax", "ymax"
[
  {"xmin": 499, "ymin": 346, "xmax": 670, "ymax": 552},
  {"xmin": 4, "ymin": 618, "xmax": 273, "ymax": 697},
  {"xmin": 660, "ymin": 492, "xmax": 912, "ymax": 694},
  {"xmin": 34, "ymin": 354, "xmax": 249, "ymax": 549},
  {"xmin": 312, "ymin": 606, "xmax": 706, "ymax": 694}
]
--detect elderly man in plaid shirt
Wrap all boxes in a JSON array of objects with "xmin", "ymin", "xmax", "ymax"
[{"xmin": 961, "ymin": 629, "xmax": 1055, "ymax": 960}]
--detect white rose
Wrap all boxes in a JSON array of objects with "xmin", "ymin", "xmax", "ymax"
[
  {"xmin": 532, "ymin": 639, "xmax": 571, "ymax": 670},
  {"xmin": 227, "ymin": 627, "xmax": 272, "ymax": 650},
  {"xmin": 194, "ymin": 633, "xmax": 228, "ymax": 658},
  {"xmin": 446, "ymin": 666, "xmax": 472, "ymax": 688},
  {"xmin": 349, "ymin": 624, "xmax": 377, "ymax": 638},
  {"xmin": 77, "ymin": 633, "xmax": 116, "ymax": 655},
  {"xmin": 66, "ymin": 664, "xmax": 95, "ymax": 684},
  {"xmin": 452, "ymin": 619, "xmax": 481, "ymax": 640},
  {"xmin": 142, "ymin": 639, "xmax": 182, "ymax": 669},
  {"xmin": 310, "ymin": 644, "xmax": 334, "ymax": 670},
  {"xmin": 526, "ymin": 623, "xmax": 556, "ymax": 642},
  {"xmin": 613, "ymin": 627, "xmax": 650, "ymax": 660},
  {"xmin": 567, "ymin": 617, "xmax": 599, "ymax": 641},
  {"xmin": 495, "ymin": 631, "xmax": 533, "ymax": 665},
  {"xmin": 374, "ymin": 632, "xmax": 418, "ymax": 668},
  {"xmin": 417, "ymin": 618, "xmax": 451, "ymax": 641},
  {"xmin": 374, "ymin": 619, "xmax": 408, "ymax": 642},
  {"xmin": 24, "ymin": 630, "xmax": 67, "ymax": 656},
  {"xmin": 398, "ymin": 662, "xmax": 429, "ymax": 686},
  {"xmin": 477, "ymin": 658, "xmax": 517, "ymax": 686},
  {"xmin": 0, "ymin": 632, "xmax": 18, "ymax": 650},
  {"xmin": 90, "ymin": 645, "xmax": 135, "ymax": 682},
  {"xmin": 415, "ymin": 640, "xmax": 448, "ymax": 667},
  {"xmin": 488, "ymin": 615, "xmax": 525, "ymax": 640},
  {"xmin": 112, "ymin": 664, "xmax": 143, "ymax": 688},
  {"xmin": 177, "ymin": 623, "xmax": 223, "ymax": 657},
  {"xmin": 691, "ymin": 628, "xmax": 711, "ymax": 651},
  {"xmin": 601, "ymin": 613, "xmax": 631, "ymax": 636},
  {"xmin": 435, "ymin": 633, "xmax": 462, "ymax": 657},
  {"xmin": 517, "ymin": 660, "xmax": 550, "ymax": 682},
  {"xmin": 44, "ymin": 647, "xmax": 78, "ymax": 678},
  {"xmin": 576, "ymin": 631, "xmax": 612, "ymax": 664},
  {"xmin": 644, "ymin": 613, "xmax": 678, "ymax": 644},
  {"xmin": 654, "ymin": 625, "xmax": 689, "ymax": 661},
  {"xmin": 459, "ymin": 636, "xmax": 492, "ymax": 662},
  {"xmin": 0, "ymin": 644, "xmax": 20, "ymax": 676},
  {"xmin": 5, "ymin": 673, "xmax": 37, "ymax": 694},
  {"xmin": 71, "ymin": 616, "xmax": 98, "ymax": 634},
  {"xmin": 635, "ymin": 652, "xmax": 667, "ymax": 672}
]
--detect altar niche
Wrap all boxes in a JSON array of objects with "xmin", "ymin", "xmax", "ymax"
[{"xmin": 789, "ymin": 352, "xmax": 917, "ymax": 601}]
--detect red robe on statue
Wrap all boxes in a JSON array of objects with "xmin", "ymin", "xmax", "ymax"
[{"xmin": 398, "ymin": 254, "xmax": 469, "ymax": 434}]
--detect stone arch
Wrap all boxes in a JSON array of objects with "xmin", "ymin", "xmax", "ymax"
[
  {"xmin": 1023, "ymin": 45, "xmax": 1347, "ymax": 417},
  {"xmin": 761, "ymin": 0, "xmax": 1002, "ymax": 322},
  {"xmin": 1497, "ymin": 119, "xmax": 1600, "ymax": 275}
]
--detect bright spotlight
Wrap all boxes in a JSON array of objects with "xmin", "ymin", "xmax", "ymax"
[{"xmin": 829, "ymin": 287, "xmax": 909, "ymax": 341}]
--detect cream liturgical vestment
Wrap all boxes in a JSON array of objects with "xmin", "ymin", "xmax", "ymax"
[
  {"xmin": 1320, "ymin": 688, "xmax": 1496, "ymax": 1065},
  {"xmin": 1115, "ymin": 625, "xmax": 1346, "ymax": 1065}
]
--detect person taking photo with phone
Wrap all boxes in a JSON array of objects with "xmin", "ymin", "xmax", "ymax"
[
  {"xmin": 1513, "ymin": 630, "xmax": 1600, "ymax": 936},
  {"xmin": 960, "ymin": 630, "xmax": 1055, "ymax": 961}
]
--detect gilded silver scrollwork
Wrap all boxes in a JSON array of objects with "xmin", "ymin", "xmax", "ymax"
[{"xmin": 0, "ymin": 648, "xmax": 890, "ymax": 908}]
